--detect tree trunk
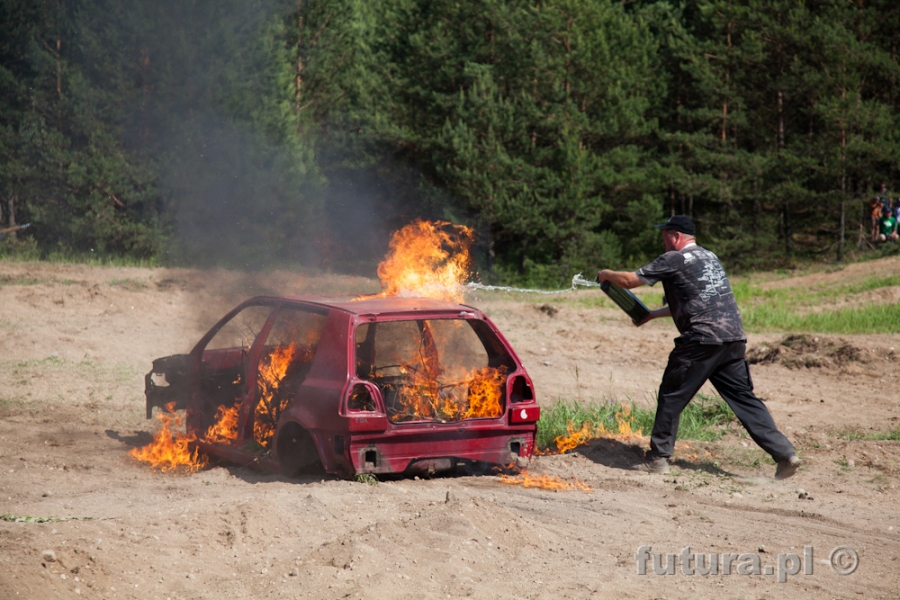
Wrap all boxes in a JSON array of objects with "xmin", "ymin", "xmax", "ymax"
[
  {"xmin": 777, "ymin": 91, "xmax": 784, "ymax": 149},
  {"xmin": 296, "ymin": 2, "xmax": 304, "ymax": 105},
  {"xmin": 838, "ymin": 133, "xmax": 846, "ymax": 262},
  {"xmin": 777, "ymin": 90, "xmax": 791, "ymax": 257},
  {"xmin": 837, "ymin": 86, "xmax": 847, "ymax": 262},
  {"xmin": 721, "ymin": 21, "xmax": 732, "ymax": 142},
  {"xmin": 782, "ymin": 200, "xmax": 792, "ymax": 257},
  {"xmin": 752, "ymin": 178, "xmax": 760, "ymax": 253},
  {"xmin": 55, "ymin": 0, "xmax": 63, "ymax": 131},
  {"xmin": 7, "ymin": 195, "xmax": 18, "ymax": 240}
]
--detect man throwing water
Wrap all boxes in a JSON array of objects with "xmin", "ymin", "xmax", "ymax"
[{"xmin": 596, "ymin": 215, "xmax": 800, "ymax": 479}]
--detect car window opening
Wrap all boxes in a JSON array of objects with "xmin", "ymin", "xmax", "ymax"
[
  {"xmin": 197, "ymin": 305, "xmax": 327, "ymax": 451},
  {"xmin": 355, "ymin": 319, "xmax": 511, "ymax": 423}
]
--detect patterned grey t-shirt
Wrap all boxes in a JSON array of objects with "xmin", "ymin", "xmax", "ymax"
[{"xmin": 636, "ymin": 244, "xmax": 746, "ymax": 343}]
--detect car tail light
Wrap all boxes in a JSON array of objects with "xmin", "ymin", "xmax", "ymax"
[{"xmin": 509, "ymin": 405, "xmax": 540, "ymax": 423}]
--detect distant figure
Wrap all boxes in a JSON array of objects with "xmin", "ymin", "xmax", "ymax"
[
  {"xmin": 871, "ymin": 195, "xmax": 884, "ymax": 241},
  {"xmin": 871, "ymin": 184, "xmax": 892, "ymax": 242},
  {"xmin": 879, "ymin": 183, "xmax": 892, "ymax": 212},
  {"xmin": 893, "ymin": 197, "xmax": 900, "ymax": 221},
  {"xmin": 877, "ymin": 207, "xmax": 898, "ymax": 243}
]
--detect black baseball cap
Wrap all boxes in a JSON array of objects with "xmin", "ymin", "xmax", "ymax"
[{"xmin": 655, "ymin": 215, "xmax": 696, "ymax": 235}]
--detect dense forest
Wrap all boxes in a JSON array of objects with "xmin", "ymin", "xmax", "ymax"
[{"xmin": 1, "ymin": 0, "xmax": 899, "ymax": 282}]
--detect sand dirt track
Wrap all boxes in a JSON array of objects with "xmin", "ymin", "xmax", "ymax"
[{"xmin": 0, "ymin": 259, "xmax": 898, "ymax": 599}]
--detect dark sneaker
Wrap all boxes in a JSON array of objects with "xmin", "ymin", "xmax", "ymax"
[
  {"xmin": 775, "ymin": 455, "xmax": 801, "ymax": 480},
  {"xmin": 633, "ymin": 456, "xmax": 670, "ymax": 474}
]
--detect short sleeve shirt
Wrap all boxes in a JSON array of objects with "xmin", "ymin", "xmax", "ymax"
[
  {"xmin": 880, "ymin": 216, "xmax": 897, "ymax": 236},
  {"xmin": 636, "ymin": 245, "xmax": 746, "ymax": 343}
]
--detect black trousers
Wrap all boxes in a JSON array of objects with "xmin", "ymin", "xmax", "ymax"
[{"xmin": 648, "ymin": 340, "xmax": 795, "ymax": 462}]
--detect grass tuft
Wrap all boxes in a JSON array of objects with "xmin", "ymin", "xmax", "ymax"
[
  {"xmin": 537, "ymin": 394, "xmax": 736, "ymax": 452},
  {"xmin": 838, "ymin": 428, "xmax": 900, "ymax": 441}
]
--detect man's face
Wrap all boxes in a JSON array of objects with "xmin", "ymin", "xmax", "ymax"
[{"xmin": 662, "ymin": 229, "xmax": 678, "ymax": 252}]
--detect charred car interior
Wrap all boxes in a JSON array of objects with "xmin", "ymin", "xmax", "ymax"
[{"xmin": 145, "ymin": 296, "xmax": 540, "ymax": 478}]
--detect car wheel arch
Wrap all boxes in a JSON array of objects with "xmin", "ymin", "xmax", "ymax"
[{"xmin": 275, "ymin": 421, "xmax": 324, "ymax": 478}]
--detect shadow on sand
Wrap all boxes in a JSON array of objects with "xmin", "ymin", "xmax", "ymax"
[{"xmin": 575, "ymin": 437, "xmax": 732, "ymax": 477}]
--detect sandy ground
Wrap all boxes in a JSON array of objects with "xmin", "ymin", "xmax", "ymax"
[{"xmin": 0, "ymin": 258, "xmax": 898, "ymax": 600}]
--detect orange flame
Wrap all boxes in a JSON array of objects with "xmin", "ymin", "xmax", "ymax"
[
  {"xmin": 537, "ymin": 405, "xmax": 644, "ymax": 455},
  {"xmin": 382, "ymin": 320, "xmax": 506, "ymax": 422},
  {"xmin": 389, "ymin": 363, "xmax": 508, "ymax": 423},
  {"xmin": 133, "ymin": 340, "xmax": 316, "ymax": 471},
  {"xmin": 499, "ymin": 472, "xmax": 592, "ymax": 492},
  {"xmin": 673, "ymin": 440, "xmax": 714, "ymax": 463},
  {"xmin": 253, "ymin": 343, "xmax": 301, "ymax": 447},
  {"xmin": 376, "ymin": 220, "xmax": 473, "ymax": 302},
  {"xmin": 463, "ymin": 367, "xmax": 506, "ymax": 419},
  {"xmin": 202, "ymin": 403, "xmax": 240, "ymax": 444},
  {"xmin": 128, "ymin": 403, "xmax": 208, "ymax": 472}
]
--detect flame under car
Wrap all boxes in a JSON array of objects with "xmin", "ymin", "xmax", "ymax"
[{"xmin": 144, "ymin": 296, "xmax": 539, "ymax": 477}]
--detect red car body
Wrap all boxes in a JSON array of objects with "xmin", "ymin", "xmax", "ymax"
[{"xmin": 144, "ymin": 295, "xmax": 539, "ymax": 477}]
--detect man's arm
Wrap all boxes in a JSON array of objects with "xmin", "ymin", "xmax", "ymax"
[
  {"xmin": 635, "ymin": 305, "xmax": 672, "ymax": 327},
  {"xmin": 595, "ymin": 269, "xmax": 645, "ymax": 289},
  {"xmin": 597, "ymin": 269, "xmax": 673, "ymax": 327}
]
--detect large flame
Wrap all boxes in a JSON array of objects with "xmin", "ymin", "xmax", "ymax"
[
  {"xmin": 379, "ymin": 321, "xmax": 506, "ymax": 423},
  {"xmin": 132, "ymin": 341, "xmax": 313, "ymax": 471},
  {"xmin": 387, "ymin": 361, "xmax": 508, "ymax": 423},
  {"xmin": 128, "ymin": 403, "xmax": 208, "ymax": 472},
  {"xmin": 376, "ymin": 220, "xmax": 473, "ymax": 302}
]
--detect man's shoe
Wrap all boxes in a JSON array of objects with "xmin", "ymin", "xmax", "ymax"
[
  {"xmin": 775, "ymin": 455, "xmax": 801, "ymax": 480},
  {"xmin": 633, "ymin": 456, "xmax": 670, "ymax": 474}
]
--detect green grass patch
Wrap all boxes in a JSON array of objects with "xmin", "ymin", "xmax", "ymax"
[
  {"xmin": 728, "ymin": 272, "xmax": 900, "ymax": 334},
  {"xmin": 838, "ymin": 428, "xmax": 900, "ymax": 441},
  {"xmin": 0, "ymin": 273, "xmax": 45, "ymax": 286},
  {"xmin": 742, "ymin": 303, "xmax": 900, "ymax": 334},
  {"xmin": 0, "ymin": 251, "xmax": 159, "ymax": 268},
  {"xmin": 537, "ymin": 394, "xmax": 736, "ymax": 452},
  {"xmin": 106, "ymin": 277, "xmax": 149, "ymax": 290},
  {"xmin": 0, "ymin": 514, "xmax": 95, "ymax": 523}
]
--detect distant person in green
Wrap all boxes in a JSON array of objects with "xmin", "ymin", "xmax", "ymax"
[{"xmin": 877, "ymin": 208, "xmax": 898, "ymax": 243}]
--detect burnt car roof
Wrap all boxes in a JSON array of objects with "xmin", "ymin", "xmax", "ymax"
[{"xmin": 251, "ymin": 295, "xmax": 481, "ymax": 317}]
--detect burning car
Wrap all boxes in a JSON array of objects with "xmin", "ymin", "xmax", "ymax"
[{"xmin": 142, "ymin": 294, "xmax": 540, "ymax": 478}]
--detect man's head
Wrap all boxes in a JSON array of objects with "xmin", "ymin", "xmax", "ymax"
[
  {"xmin": 655, "ymin": 215, "xmax": 696, "ymax": 252},
  {"xmin": 656, "ymin": 215, "xmax": 695, "ymax": 236}
]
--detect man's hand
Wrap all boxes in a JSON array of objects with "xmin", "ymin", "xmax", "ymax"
[
  {"xmin": 632, "ymin": 313, "xmax": 652, "ymax": 327},
  {"xmin": 633, "ymin": 306, "xmax": 672, "ymax": 327}
]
